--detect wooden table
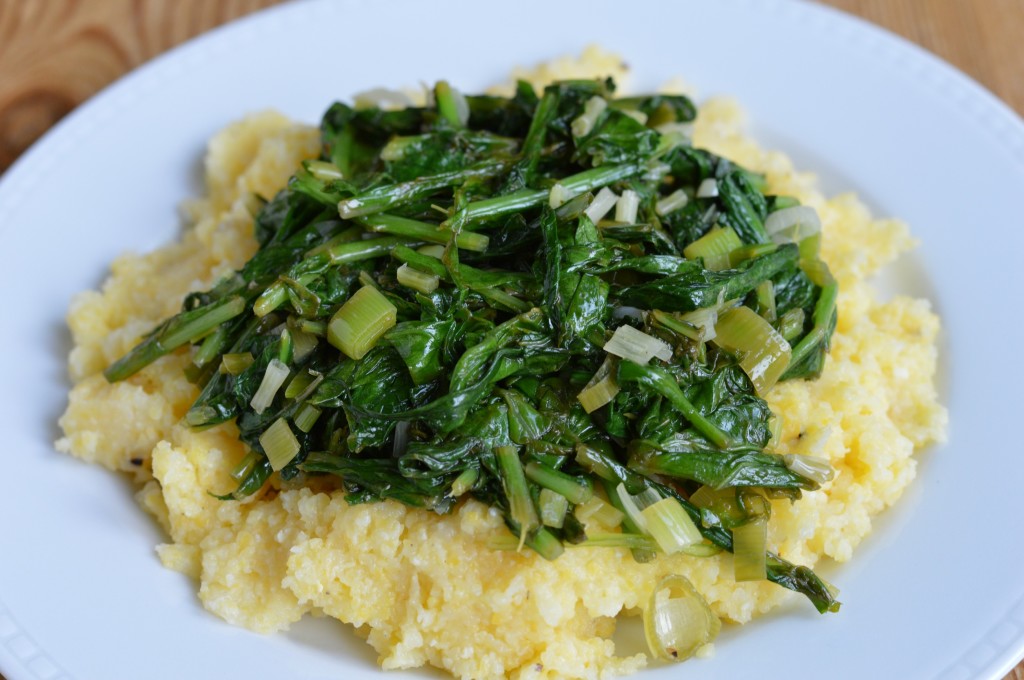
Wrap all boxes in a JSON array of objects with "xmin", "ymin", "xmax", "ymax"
[{"xmin": 0, "ymin": 1, "xmax": 1020, "ymax": 678}]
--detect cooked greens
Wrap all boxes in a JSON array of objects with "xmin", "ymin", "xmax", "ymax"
[{"xmin": 106, "ymin": 77, "xmax": 840, "ymax": 613}]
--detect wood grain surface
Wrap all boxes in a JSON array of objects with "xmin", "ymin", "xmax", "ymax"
[{"xmin": 0, "ymin": 1, "xmax": 1021, "ymax": 679}]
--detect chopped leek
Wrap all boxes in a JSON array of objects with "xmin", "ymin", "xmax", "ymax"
[
  {"xmin": 574, "ymin": 495, "xmax": 625, "ymax": 528},
  {"xmin": 220, "ymin": 352, "xmax": 254, "ymax": 375},
  {"xmin": 714, "ymin": 306, "xmax": 792, "ymax": 394},
  {"xmin": 765, "ymin": 205, "xmax": 821, "ymax": 244},
  {"xmin": 250, "ymin": 358, "xmax": 290, "ymax": 415},
  {"xmin": 683, "ymin": 225, "xmax": 742, "ymax": 271},
  {"xmin": 696, "ymin": 178, "xmax": 718, "ymax": 198},
  {"xmin": 290, "ymin": 328, "xmax": 319, "ymax": 361},
  {"xmin": 641, "ymin": 497, "xmax": 703, "ymax": 555},
  {"xmin": 655, "ymin": 189, "xmax": 689, "ymax": 216},
  {"xmin": 396, "ymin": 263, "xmax": 440, "ymax": 294},
  {"xmin": 643, "ymin": 574, "xmax": 721, "ymax": 662},
  {"xmin": 755, "ymin": 280, "xmax": 777, "ymax": 322},
  {"xmin": 260, "ymin": 417, "xmax": 301, "ymax": 472},
  {"xmin": 293, "ymin": 403, "xmax": 322, "ymax": 433},
  {"xmin": 615, "ymin": 189, "xmax": 640, "ymax": 223},
  {"xmin": 539, "ymin": 488, "xmax": 569, "ymax": 528},
  {"xmin": 783, "ymin": 454, "xmax": 835, "ymax": 485},
  {"xmin": 732, "ymin": 518, "xmax": 768, "ymax": 581},
  {"xmin": 776, "ymin": 308, "xmax": 806, "ymax": 343},
  {"xmin": 585, "ymin": 186, "xmax": 618, "ymax": 224},
  {"xmin": 328, "ymin": 285, "xmax": 397, "ymax": 360},
  {"xmin": 303, "ymin": 159, "xmax": 343, "ymax": 181},
  {"xmin": 603, "ymin": 325, "xmax": 673, "ymax": 365},
  {"xmin": 577, "ymin": 357, "xmax": 620, "ymax": 413},
  {"xmin": 571, "ymin": 95, "xmax": 607, "ymax": 137}
]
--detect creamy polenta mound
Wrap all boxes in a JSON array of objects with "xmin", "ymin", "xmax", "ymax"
[{"xmin": 57, "ymin": 51, "xmax": 947, "ymax": 679}]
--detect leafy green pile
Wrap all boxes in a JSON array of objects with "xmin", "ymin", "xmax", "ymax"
[{"xmin": 106, "ymin": 77, "xmax": 840, "ymax": 613}]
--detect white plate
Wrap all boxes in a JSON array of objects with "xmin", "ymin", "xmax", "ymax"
[{"xmin": 1, "ymin": 1, "xmax": 1021, "ymax": 678}]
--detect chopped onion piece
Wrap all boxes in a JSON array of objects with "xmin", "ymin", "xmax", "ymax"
[
  {"xmin": 571, "ymin": 96, "xmax": 608, "ymax": 137},
  {"xmin": 250, "ymin": 358, "xmax": 290, "ymax": 415},
  {"xmin": 539, "ymin": 489, "xmax": 569, "ymax": 528},
  {"xmin": 328, "ymin": 285, "xmax": 397, "ymax": 360},
  {"xmin": 783, "ymin": 453, "xmax": 835, "ymax": 484},
  {"xmin": 656, "ymin": 189, "xmax": 689, "ymax": 216},
  {"xmin": 260, "ymin": 417, "xmax": 301, "ymax": 472},
  {"xmin": 732, "ymin": 517, "xmax": 768, "ymax": 581},
  {"xmin": 615, "ymin": 189, "xmax": 641, "ymax": 223},
  {"xmin": 604, "ymin": 325, "xmax": 673, "ymax": 365},
  {"xmin": 585, "ymin": 187, "xmax": 619, "ymax": 224},
  {"xmin": 577, "ymin": 357, "xmax": 620, "ymax": 413},
  {"xmin": 641, "ymin": 497, "xmax": 703, "ymax": 554},
  {"xmin": 643, "ymin": 574, "xmax": 721, "ymax": 662},
  {"xmin": 397, "ymin": 263, "xmax": 440, "ymax": 294},
  {"xmin": 765, "ymin": 205, "xmax": 822, "ymax": 244},
  {"xmin": 713, "ymin": 306, "xmax": 791, "ymax": 395},
  {"xmin": 696, "ymin": 178, "xmax": 719, "ymax": 198}
]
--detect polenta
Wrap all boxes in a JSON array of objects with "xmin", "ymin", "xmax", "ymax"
[{"xmin": 57, "ymin": 52, "xmax": 946, "ymax": 679}]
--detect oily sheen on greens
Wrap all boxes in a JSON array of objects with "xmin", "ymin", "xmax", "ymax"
[{"xmin": 105, "ymin": 78, "xmax": 840, "ymax": 614}]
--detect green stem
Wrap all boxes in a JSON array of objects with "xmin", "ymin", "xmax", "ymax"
[{"xmin": 524, "ymin": 462, "xmax": 593, "ymax": 505}]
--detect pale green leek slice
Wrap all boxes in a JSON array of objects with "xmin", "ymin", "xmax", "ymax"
[
  {"xmin": 713, "ymin": 306, "xmax": 791, "ymax": 395},
  {"xmin": 260, "ymin": 417, "xmax": 300, "ymax": 472},
  {"xmin": 328, "ymin": 285, "xmax": 398, "ymax": 360}
]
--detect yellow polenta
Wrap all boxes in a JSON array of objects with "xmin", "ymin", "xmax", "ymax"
[{"xmin": 57, "ymin": 54, "xmax": 947, "ymax": 679}]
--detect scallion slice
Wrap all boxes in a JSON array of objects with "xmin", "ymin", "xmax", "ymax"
[
  {"xmin": 655, "ymin": 189, "xmax": 689, "ymax": 216},
  {"xmin": 396, "ymin": 263, "xmax": 440, "ymax": 294},
  {"xmin": 571, "ymin": 95, "xmax": 607, "ymax": 137},
  {"xmin": 574, "ymin": 495, "xmax": 625, "ymax": 528},
  {"xmin": 585, "ymin": 186, "xmax": 618, "ymax": 224},
  {"xmin": 615, "ymin": 189, "xmax": 640, "ymax": 223},
  {"xmin": 604, "ymin": 325, "xmax": 673, "ymax": 365},
  {"xmin": 293, "ymin": 403, "xmax": 322, "ymax": 433},
  {"xmin": 765, "ymin": 205, "xmax": 821, "ymax": 244},
  {"xmin": 577, "ymin": 357, "xmax": 620, "ymax": 413},
  {"xmin": 732, "ymin": 517, "xmax": 768, "ymax": 581},
  {"xmin": 260, "ymin": 417, "xmax": 300, "ymax": 472},
  {"xmin": 641, "ymin": 497, "xmax": 703, "ymax": 555},
  {"xmin": 290, "ymin": 328, "xmax": 319, "ymax": 362},
  {"xmin": 220, "ymin": 352, "xmax": 254, "ymax": 375},
  {"xmin": 539, "ymin": 488, "xmax": 569, "ymax": 528},
  {"xmin": 328, "ymin": 285, "xmax": 398, "ymax": 360},
  {"xmin": 713, "ymin": 306, "xmax": 792, "ymax": 394},
  {"xmin": 643, "ymin": 574, "xmax": 721, "ymax": 662},
  {"xmin": 250, "ymin": 358, "xmax": 290, "ymax": 415},
  {"xmin": 683, "ymin": 225, "xmax": 742, "ymax": 271},
  {"xmin": 696, "ymin": 178, "xmax": 719, "ymax": 198},
  {"xmin": 783, "ymin": 454, "xmax": 835, "ymax": 485}
]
